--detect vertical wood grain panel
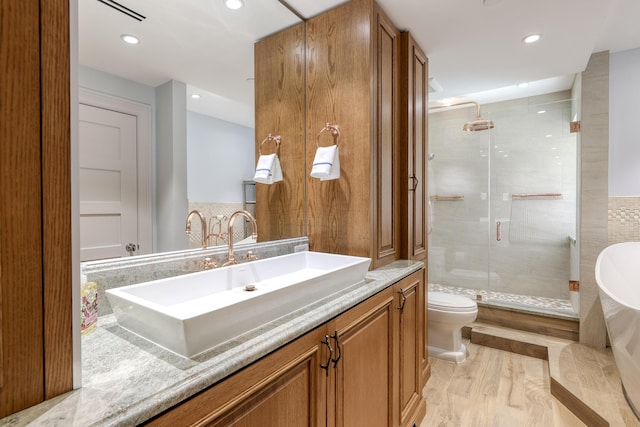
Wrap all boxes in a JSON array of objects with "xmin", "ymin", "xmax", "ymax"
[
  {"xmin": 397, "ymin": 274, "xmax": 424, "ymax": 426},
  {"xmin": 255, "ymin": 23, "xmax": 306, "ymax": 243},
  {"xmin": 0, "ymin": 0, "xmax": 45, "ymax": 416},
  {"xmin": 41, "ymin": 0, "xmax": 73, "ymax": 398},
  {"xmin": 374, "ymin": 7, "xmax": 399, "ymax": 266},
  {"xmin": 398, "ymin": 32, "xmax": 428, "ymax": 263},
  {"xmin": 412, "ymin": 43, "xmax": 427, "ymax": 260},
  {"xmin": 305, "ymin": 0, "xmax": 373, "ymax": 257},
  {"xmin": 331, "ymin": 290, "xmax": 395, "ymax": 427}
]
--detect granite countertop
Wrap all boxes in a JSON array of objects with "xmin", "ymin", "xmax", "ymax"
[{"xmin": 1, "ymin": 260, "xmax": 423, "ymax": 427}]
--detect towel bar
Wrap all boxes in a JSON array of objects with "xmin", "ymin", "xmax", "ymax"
[
  {"xmin": 316, "ymin": 122, "xmax": 340, "ymax": 147},
  {"xmin": 259, "ymin": 133, "xmax": 281, "ymax": 155}
]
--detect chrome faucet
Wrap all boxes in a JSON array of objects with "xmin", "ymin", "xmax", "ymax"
[
  {"xmin": 185, "ymin": 209, "xmax": 208, "ymax": 249},
  {"xmin": 224, "ymin": 210, "xmax": 258, "ymax": 266}
]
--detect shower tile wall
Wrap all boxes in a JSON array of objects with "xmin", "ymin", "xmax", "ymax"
[{"xmin": 429, "ymin": 91, "xmax": 577, "ymax": 301}]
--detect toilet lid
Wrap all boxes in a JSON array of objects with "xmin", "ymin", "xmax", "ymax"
[{"xmin": 428, "ymin": 291, "xmax": 477, "ymax": 312}]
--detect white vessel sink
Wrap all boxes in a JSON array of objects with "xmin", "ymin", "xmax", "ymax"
[{"xmin": 105, "ymin": 251, "xmax": 371, "ymax": 357}]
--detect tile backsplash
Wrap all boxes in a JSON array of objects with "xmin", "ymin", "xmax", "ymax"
[{"xmin": 608, "ymin": 197, "xmax": 640, "ymax": 244}]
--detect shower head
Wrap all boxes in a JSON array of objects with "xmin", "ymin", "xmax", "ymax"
[
  {"xmin": 429, "ymin": 101, "xmax": 494, "ymax": 132},
  {"xmin": 463, "ymin": 118, "xmax": 494, "ymax": 132}
]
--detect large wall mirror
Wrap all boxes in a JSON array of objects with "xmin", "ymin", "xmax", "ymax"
[{"xmin": 78, "ymin": 0, "xmax": 303, "ymax": 261}]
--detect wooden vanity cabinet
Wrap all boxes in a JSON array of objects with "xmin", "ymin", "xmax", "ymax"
[
  {"xmin": 146, "ymin": 326, "xmax": 328, "ymax": 427},
  {"xmin": 326, "ymin": 269, "xmax": 426, "ymax": 427},
  {"xmin": 146, "ymin": 268, "xmax": 426, "ymax": 427},
  {"xmin": 326, "ymin": 283, "xmax": 396, "ymax": 427},
  {"xmin": 395, "ymin": 269, "xmax": 427, "ymax": 427}
]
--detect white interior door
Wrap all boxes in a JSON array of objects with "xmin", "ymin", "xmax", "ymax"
[{"xmin": 79, "ymin": 103, "xmax": 138, "ymax": 261}]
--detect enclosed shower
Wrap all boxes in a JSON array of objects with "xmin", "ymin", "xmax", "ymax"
[{"xmin": 428, "ymin": 92, "xmax": 578, "ymax": 317}]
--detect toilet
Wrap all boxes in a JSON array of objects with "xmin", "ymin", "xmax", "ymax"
[{"xmin": 428, "ymin": 291, "xmax": 478, "ymax": 363}]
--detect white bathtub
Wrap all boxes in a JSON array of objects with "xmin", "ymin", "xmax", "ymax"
[{"xmin": 595, "ymin": 242, "xmax": 640, "ymax": 419}]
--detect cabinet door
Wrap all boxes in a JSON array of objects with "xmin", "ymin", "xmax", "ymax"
[
  {"xmin": 146, "ymin": 327, "xmax": 327, "ymax": 427},
  {"xmin": 399, "ymin": 32, "xmax": 428, "ymax": 263},
  {"xmin": 395, "ymin": 270, "xmax": 426, "ymax": 427},
  {"xmin": 373, "ymin": 4, "xmax": 401, "ymax": 269},
  {"xmin": 327, "ymin": 287, "xmax": 396, "ymax": 427}
]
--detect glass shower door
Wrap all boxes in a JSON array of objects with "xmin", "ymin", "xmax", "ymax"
[
  {"xmin": 428, "ymin": 108, "xmax": 491, "ymax": 297},
  {"xmin": 428, "ymin": 95, "xmax": 577, "ymax": 313},
  {"xmin": 487, "ymin": 97, "xmax": 577, "ymax": 304}
]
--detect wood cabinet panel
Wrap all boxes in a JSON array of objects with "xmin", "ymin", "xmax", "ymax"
[
  {"xmin": 146, "ymin": 327, "xmax": 327, "ymax": 427},
  {"xmin": 255, "ymin": 22, "xmax": 306, "ymax": 243},
  {"xmin": 1, "ymin": 0, "xmax": 73, "ymax": 416},
  {"xmin": 209, "ymin": 359, "xmax": 314, "ymax": 427},
  {"xmin": 305, "ymin": 0, "xmax": 400, "ymax": 270},
  {"xmin": 396, "ymin": 271, "xmax": 426, "ymax": 427},
  {"xmin": 0, "ymin": 0, "xmax": 45, "ymax": 416},
  {"xmin": 41, "ymin": 0, "xmax": 73, "ymax": 399},
  {"xmin": 373, "ymin": 5, "xmax": 400, "ymax": 266},
  {"xmin": 329, "ymin": 288, "xmax": 396, "ymax": 427},
  {"xmin": 305, "ymin": 0, "xmax": 373, "ymax": 258},
  {"xmin": 399, "ymin": 32, "xmax": 428, "ymax": 263}
]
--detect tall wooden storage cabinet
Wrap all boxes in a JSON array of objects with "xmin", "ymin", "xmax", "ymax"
[
  {"xmin": 254, "ymin": 22, "xmax": 307, "ymax": 242},
  {"xmin": 399, "ymin": 32, "xmax": 428, "ymax": 263},
  {"xmin": 305, "ymin": 0, "xmax": 400, "ymax": 270},
  {"xmin": 255, "ymin": 1, "xmax": 430, "ymax": 273}
]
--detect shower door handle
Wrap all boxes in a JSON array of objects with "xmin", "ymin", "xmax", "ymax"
[
  {"xmin": 496, "ymin": 221, "xmax": 502, "ymax": 241},
  {"xmin": 427, "ymin": 198, "xmax": 433, "ymax": 235}
]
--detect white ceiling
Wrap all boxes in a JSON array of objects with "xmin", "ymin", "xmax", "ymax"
[{"xmin": 79, "ymin": 0, "xmax": 640, "ymax": 127}]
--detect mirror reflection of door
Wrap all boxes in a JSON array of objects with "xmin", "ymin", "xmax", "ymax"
[
  {"xmin": 79, "ymin": 103, "xmax": 138, "ymax": 261},
  {"xmin": 78, "ymin": 89, "xmax": 153, "ymax": 261}
]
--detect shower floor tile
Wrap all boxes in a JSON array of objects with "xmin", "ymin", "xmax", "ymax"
[{"xmin": 429, "ymin": 282, "xmax": 578, "ymax": 319}]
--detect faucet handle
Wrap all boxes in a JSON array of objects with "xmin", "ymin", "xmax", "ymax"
[
  {"xmin": 243, "ymin": 251, "xmax": 259, "ymax": 262},
  {"xmin": 202, "ymin": 257, "xmax": 217, "ymax": 270}
]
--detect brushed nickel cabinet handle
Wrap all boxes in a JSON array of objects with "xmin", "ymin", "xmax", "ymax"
[{"xmin": 496, "ymin": 221, "xmax": 502, "ymax": 242}]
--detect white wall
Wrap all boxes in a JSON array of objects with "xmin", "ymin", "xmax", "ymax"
[
  {"xmin": 609, "ymin": 47, "xmax": 640, "ymax": 196},
  {"xmin": 79, "ymin": 65, "xmax": 156, "ymax": 106},
  {"xmin": 187, "ymin": 111, "xmax": 255, "ymax": 202},
  {"xmin": 156, "ymin": 80, "xmax": 189, "ymax": 252}
]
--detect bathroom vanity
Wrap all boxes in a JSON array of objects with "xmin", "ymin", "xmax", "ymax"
[
  {"xmin": 146, "ymin": 267, "xmax": 427, "ymax": 427},
  {"xmin": 2, "ymin": 260, "xmax": 426, "ymax": 426}
]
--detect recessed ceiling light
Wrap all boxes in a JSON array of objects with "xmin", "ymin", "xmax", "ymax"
[
  {"xmin": 546, "ymin": 134, "xmax": 553, "ymax": 138},
  {"xmin": 537, "ymin": 110, "xmax": 546, "ymax": 114},
  {"xmin": 191, "ymin": 94, "xmax": 201, "ymax": 99},
  {"xmin": 120, "ymin": 34, "xmax": 140, "ymax": 45},
  {"xmin": 522, "ymin": 34, "xmax": 541, "ymax": 44},
  {"xmin": 517, "ymin": 82, "xmax": 529, "ymax": 88},
  {"xmin": 224, "ymin": 0, "xmax": 244, "ymax": 9}
]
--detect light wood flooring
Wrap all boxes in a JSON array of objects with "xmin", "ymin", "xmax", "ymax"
[{"xmin": 421, "ymin": 323, "xmax": 640, "ymax": 426}]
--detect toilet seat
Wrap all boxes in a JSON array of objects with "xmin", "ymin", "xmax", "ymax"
[{"xmin": 428, "ymin": 291, "xmax": 477, "ymax": 313}]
